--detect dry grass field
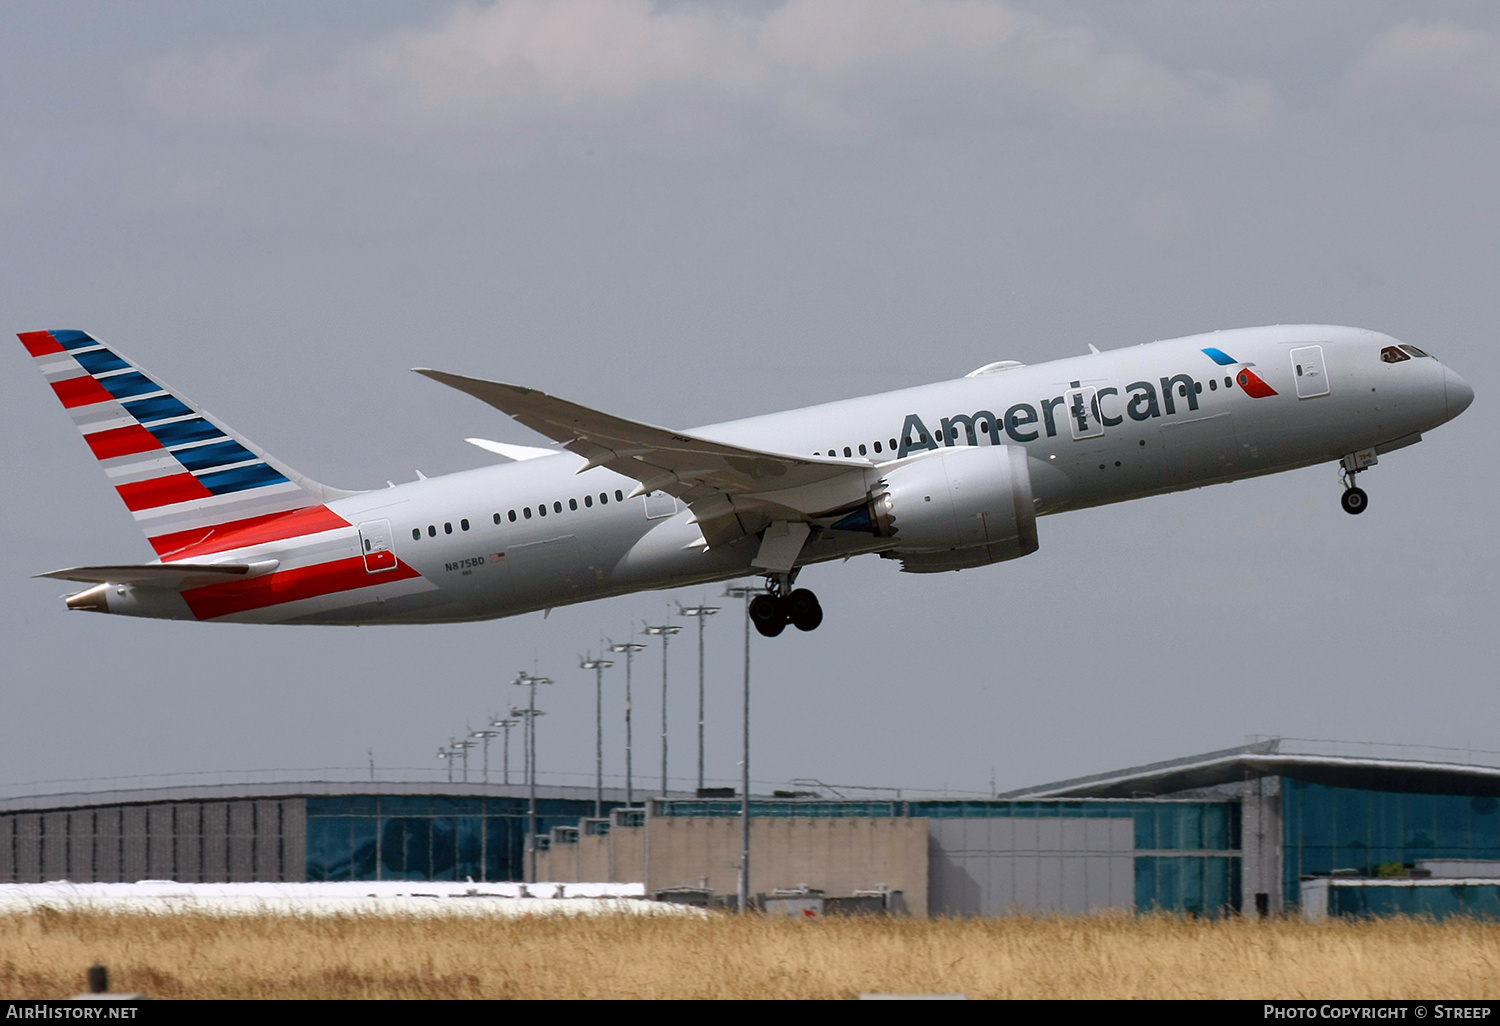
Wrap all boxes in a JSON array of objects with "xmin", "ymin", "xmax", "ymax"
[{"xmin": 1, "ymin": 909, "xmax": 1497, "ymax": 999}]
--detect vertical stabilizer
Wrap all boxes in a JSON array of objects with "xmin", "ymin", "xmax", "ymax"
[{"xmin": 19, "ymin": 330, "xmax": 359, "ymax": 558}]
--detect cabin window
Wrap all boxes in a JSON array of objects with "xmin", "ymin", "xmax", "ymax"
[
  {"xmin": 412, "ymin": 528, "xmax": 420, "ymax": 540},
  {"xmin": 444, "ymin": 522, "xmax": 452, "ymax": 534},
  {"xmin": 843, "ymin": 446, "xmax": 852, "ymax": 457},
  {"xmin": 461, "ymin": 519, "xmax": 469, "ymax": 531},
  {"xmin": 584, "ymin": 495, "xmax": 593, "ymax": 508},
  {"xmin": 858, "ymin": 444, "xmax": 867, "ymax": 455},
  {"xmin": 600, "ymin": 492, "xmax": 608, "ymax": 505},
  {"xmin": 828, "ymin": 449, "xmax": 835, "ymax": 457},
  {"xmin": 493, "ymin": 513, "xmax": 501, "ymax": 525},
  {"xmin": 508, "ymin": 510, "xmax": 517, "ymax": 522},
  {"xmin": 553, "ymin": 501, "xmax": 562, "ymax": 514},
  {"xmin": 890, "ymin": 438, "xmax": 898, "ymax": 450},
  {"xmin": 1225, "ymin": 377, "xmax": 1233, "ymax": 388},
  {"xmin": 569, "ymin": 498, "xmax": 578, "ymax": 511},
  {"xmin": 1194, "ymin": 381, "xmax": 1202, "ymax": 394},
  {"xmin": 538, "ymin": 503, "xmax": 547, "ymax": 517},
  {"xmin": 873, "ymin": 441, "xmax": 882, "ymax": 453},
  {"xmin": 523, "ymin": 507, "xmax": 532, "ymax": 519},
  {"xmin": 615, "ymin": 489, "xmax": 624, "ymax": 502},
  {"xmin": 1381, "ymin": 345, "xmax": 1411, "ymax": 364},
  {"xmin": 1209, "ymin": 379, "xmax": 1217, "ymax": 391},
  {"xmin": 428, "ymin": 525, "xmax": 436, "ymax": 537}
]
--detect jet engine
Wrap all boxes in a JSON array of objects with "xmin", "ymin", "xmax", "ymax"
[{"xmin": 835, "ymin": 445, "xmax": 1039, "ymax": 573}]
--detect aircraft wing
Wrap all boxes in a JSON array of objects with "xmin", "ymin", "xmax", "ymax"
[
  {"xmin": 415, "ymin": 369, "xmax": 876, "ymax": 548},
  {"xmin": 37, "ymin": 561, "xmax": 279, "ymax": 588}
]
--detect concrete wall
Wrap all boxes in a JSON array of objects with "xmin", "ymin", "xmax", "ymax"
[
  {"xmin": 927, "ymin": 817, "xmax": 1135, "ymax": 916},
  {"xmin": 1242, "ymin": 777, "xmax": 1283, "ymax": 915},
  {"xmin": 0, "ymin": 799, "xmax": 306, "ymax": 883},
  {"xmin": 540, "ymin": 816, "xmax": 929, "ymax": 915}
]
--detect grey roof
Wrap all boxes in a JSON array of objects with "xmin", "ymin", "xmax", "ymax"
[
  {"xmin": 998, "ymin": 738, "xmax": 1500, "ymax": 799},
  {"xmin": 0, "ymin": 780, "xmax": 685, "ymax": 815}
]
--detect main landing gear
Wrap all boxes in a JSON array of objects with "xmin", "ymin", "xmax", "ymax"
[{"xmin": 749, "ymin": 572, "xmax": 823, "ymax": 637}]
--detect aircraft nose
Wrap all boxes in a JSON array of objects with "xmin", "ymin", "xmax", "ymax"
[{"xmin": 1444, "ymin": 365, "xmax": 1475, "ymax": 420}]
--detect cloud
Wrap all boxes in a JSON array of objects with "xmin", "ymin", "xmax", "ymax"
[
  {"xmin": 1343, "ymin": 21, "xmax": 1500, "ymax": 110},
  {"xmin": 143, "ymin": 0, "xmax": 1276, "ymax": 143}
]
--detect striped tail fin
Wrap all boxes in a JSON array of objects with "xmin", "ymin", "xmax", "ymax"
[{"xmin": 19, "ymin": 329, "xmax": 359, "ymax": 558}]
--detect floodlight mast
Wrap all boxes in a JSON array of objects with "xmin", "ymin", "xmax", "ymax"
[
  {"xmin": 489, "ymin": 716, "xmax": 519, "ymax": 785},
  {"xmin": 642, "ymin": 623, "xmax": 682, "ymax": 797},
  {"xmin": 724, "ymin": 583, "xmax": 762, "ymax": 913},
  {"xmin": 470, "ymin": 727, "xmax": 501, "ymax": 784},
  {"xmin": 580, "ymin": 654, "xmax": 614, "ymax": 819},
  {"xmin": 607, "ymin": 640, "xmax": 646, "ymax": 806},
  {"xmin": 678, "ymin": 602, "xmax": 720, "ymax": 792},
  {"xmin": 510, "ymin": 672, "xmax": 552, "ymax": 882}
]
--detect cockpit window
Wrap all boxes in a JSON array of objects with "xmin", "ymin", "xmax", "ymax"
[
  {"xmin": 1400, "ymin": 345, "xmax": 1430, "ymax": 359},
  {"xmin": 1380, "ymin": 345, "xmax": 1411, "ymax": 364}
]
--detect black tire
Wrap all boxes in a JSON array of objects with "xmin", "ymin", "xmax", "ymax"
[
  {"xmin": 1341, "ymin": 487, "xmax": 1368, "ymax": 515},
  {"xmin": 749, "ymin": 594, "xmax": 786, "ymax": 637},
  {"xmin": 787, "ymin": 589, "xmax": 823, "ymax": 632}
]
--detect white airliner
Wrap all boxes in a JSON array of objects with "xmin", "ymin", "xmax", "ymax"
[{"xmin": 20, "ymin": 325, "xmax": 1473, "ymax": 636}]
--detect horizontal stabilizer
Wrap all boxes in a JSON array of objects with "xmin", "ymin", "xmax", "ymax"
[{"xmin": 37, "ymin": 560, "xmax": 279, "ymax": 588}]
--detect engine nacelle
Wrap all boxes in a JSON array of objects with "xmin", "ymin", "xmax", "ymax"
[{"xmin": 841, "ymin": 445, "xmax": 1039, "ymax": 573}]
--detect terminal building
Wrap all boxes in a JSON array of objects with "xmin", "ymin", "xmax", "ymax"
[{"xmin": 2, "ymin": 738, "xmax": 1497, "ymax": 918}]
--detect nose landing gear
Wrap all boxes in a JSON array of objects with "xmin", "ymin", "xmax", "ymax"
[
  {"xmin": 1338, "ymin": 451, "xmax": 1376, "ymax": 515},
  {"xmin": 749, "ymin": 573, "xmax": 823, "ymax": 637}
]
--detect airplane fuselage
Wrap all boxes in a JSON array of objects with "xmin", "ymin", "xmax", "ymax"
[{"xmin": 48, "ymin": 324, "xmax": 1473, "ymax": 626}]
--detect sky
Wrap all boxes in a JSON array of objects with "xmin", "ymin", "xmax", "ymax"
[{"xmin": 4, "ymin": 1, "xmax": 1499, "ymax": 800}]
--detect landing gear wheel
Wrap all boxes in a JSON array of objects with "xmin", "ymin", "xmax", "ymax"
[
  {"xmin": 787, "ymin": 589, "xmax": 823, "ymax": 632},
  {"xmin": 1341, "ymin": 487, "xmax": 1368, "ymax": 515},
  {"xmin": 749, "ymin": 594, "xmax": 786, "ymax": 637}
]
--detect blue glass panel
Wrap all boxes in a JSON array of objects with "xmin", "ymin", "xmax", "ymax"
[
  {"xmin": 306, "ymin": 817, "xmax": 356, "ymax": 882},
  {"xmin": 1135, "ymin": 856, "xmax": 1156, "ymax": 911},
  {"xmin": 455, "ymin": 817, "xmax": 484, "ymax": 882},
  {"xmin": 351, "ymin": 817, "xmax": 378, "ymax": 881}
]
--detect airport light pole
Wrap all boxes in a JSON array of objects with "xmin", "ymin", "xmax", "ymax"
[
  {"xmin": 510, "ymin": 672, "xmax": 552, "ymax": 882},
  {"xmin": 452, "ymin": 738, "xmax": 476, "ymax": 783},
  {"xmin": 580, "ymin": 654, "xmax": 614, "ymax": 819},
  {"xmin": 471, "ymin": 727, "xmax": 501, "ymax": 785},
  {"xmin": 724, "ymin": 583, "xmax": 763, "ymax": 913},
  {"xmin": 607, "ymin": 640, "xmax": 646, "ymax": 806},
  {"xmin": 490, "ymin": 716, "xmax": 519, "ymax": 786},
  {"xmin": 678, "ymin": 602, "xmax": 720, "ymax": 793},
  {"xmin": 437, "ymin": 746, "xmax": 455, "ymax": 783},
  {"xmin": 642, "ymin": 623, "xmax": 682, "ymax": 796}
]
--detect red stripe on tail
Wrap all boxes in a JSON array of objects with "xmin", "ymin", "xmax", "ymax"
[
  {"xmin": 19, "ymin": 331, "xmax": 64, "ymax": 357},
  {"xmin": 116, "ymin": 473, "xmax": 214, "ymax": 512},
  {"xmin": 52, "ymin": 375, "xmax": 115, "ymax": 409},
  {"xmin": 85, "ymin": 424, "xmax": 164, "ymax": 461},
  {"xmin": 155, "ymin": 505, "xmax": 351, "ymax": 560}
]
